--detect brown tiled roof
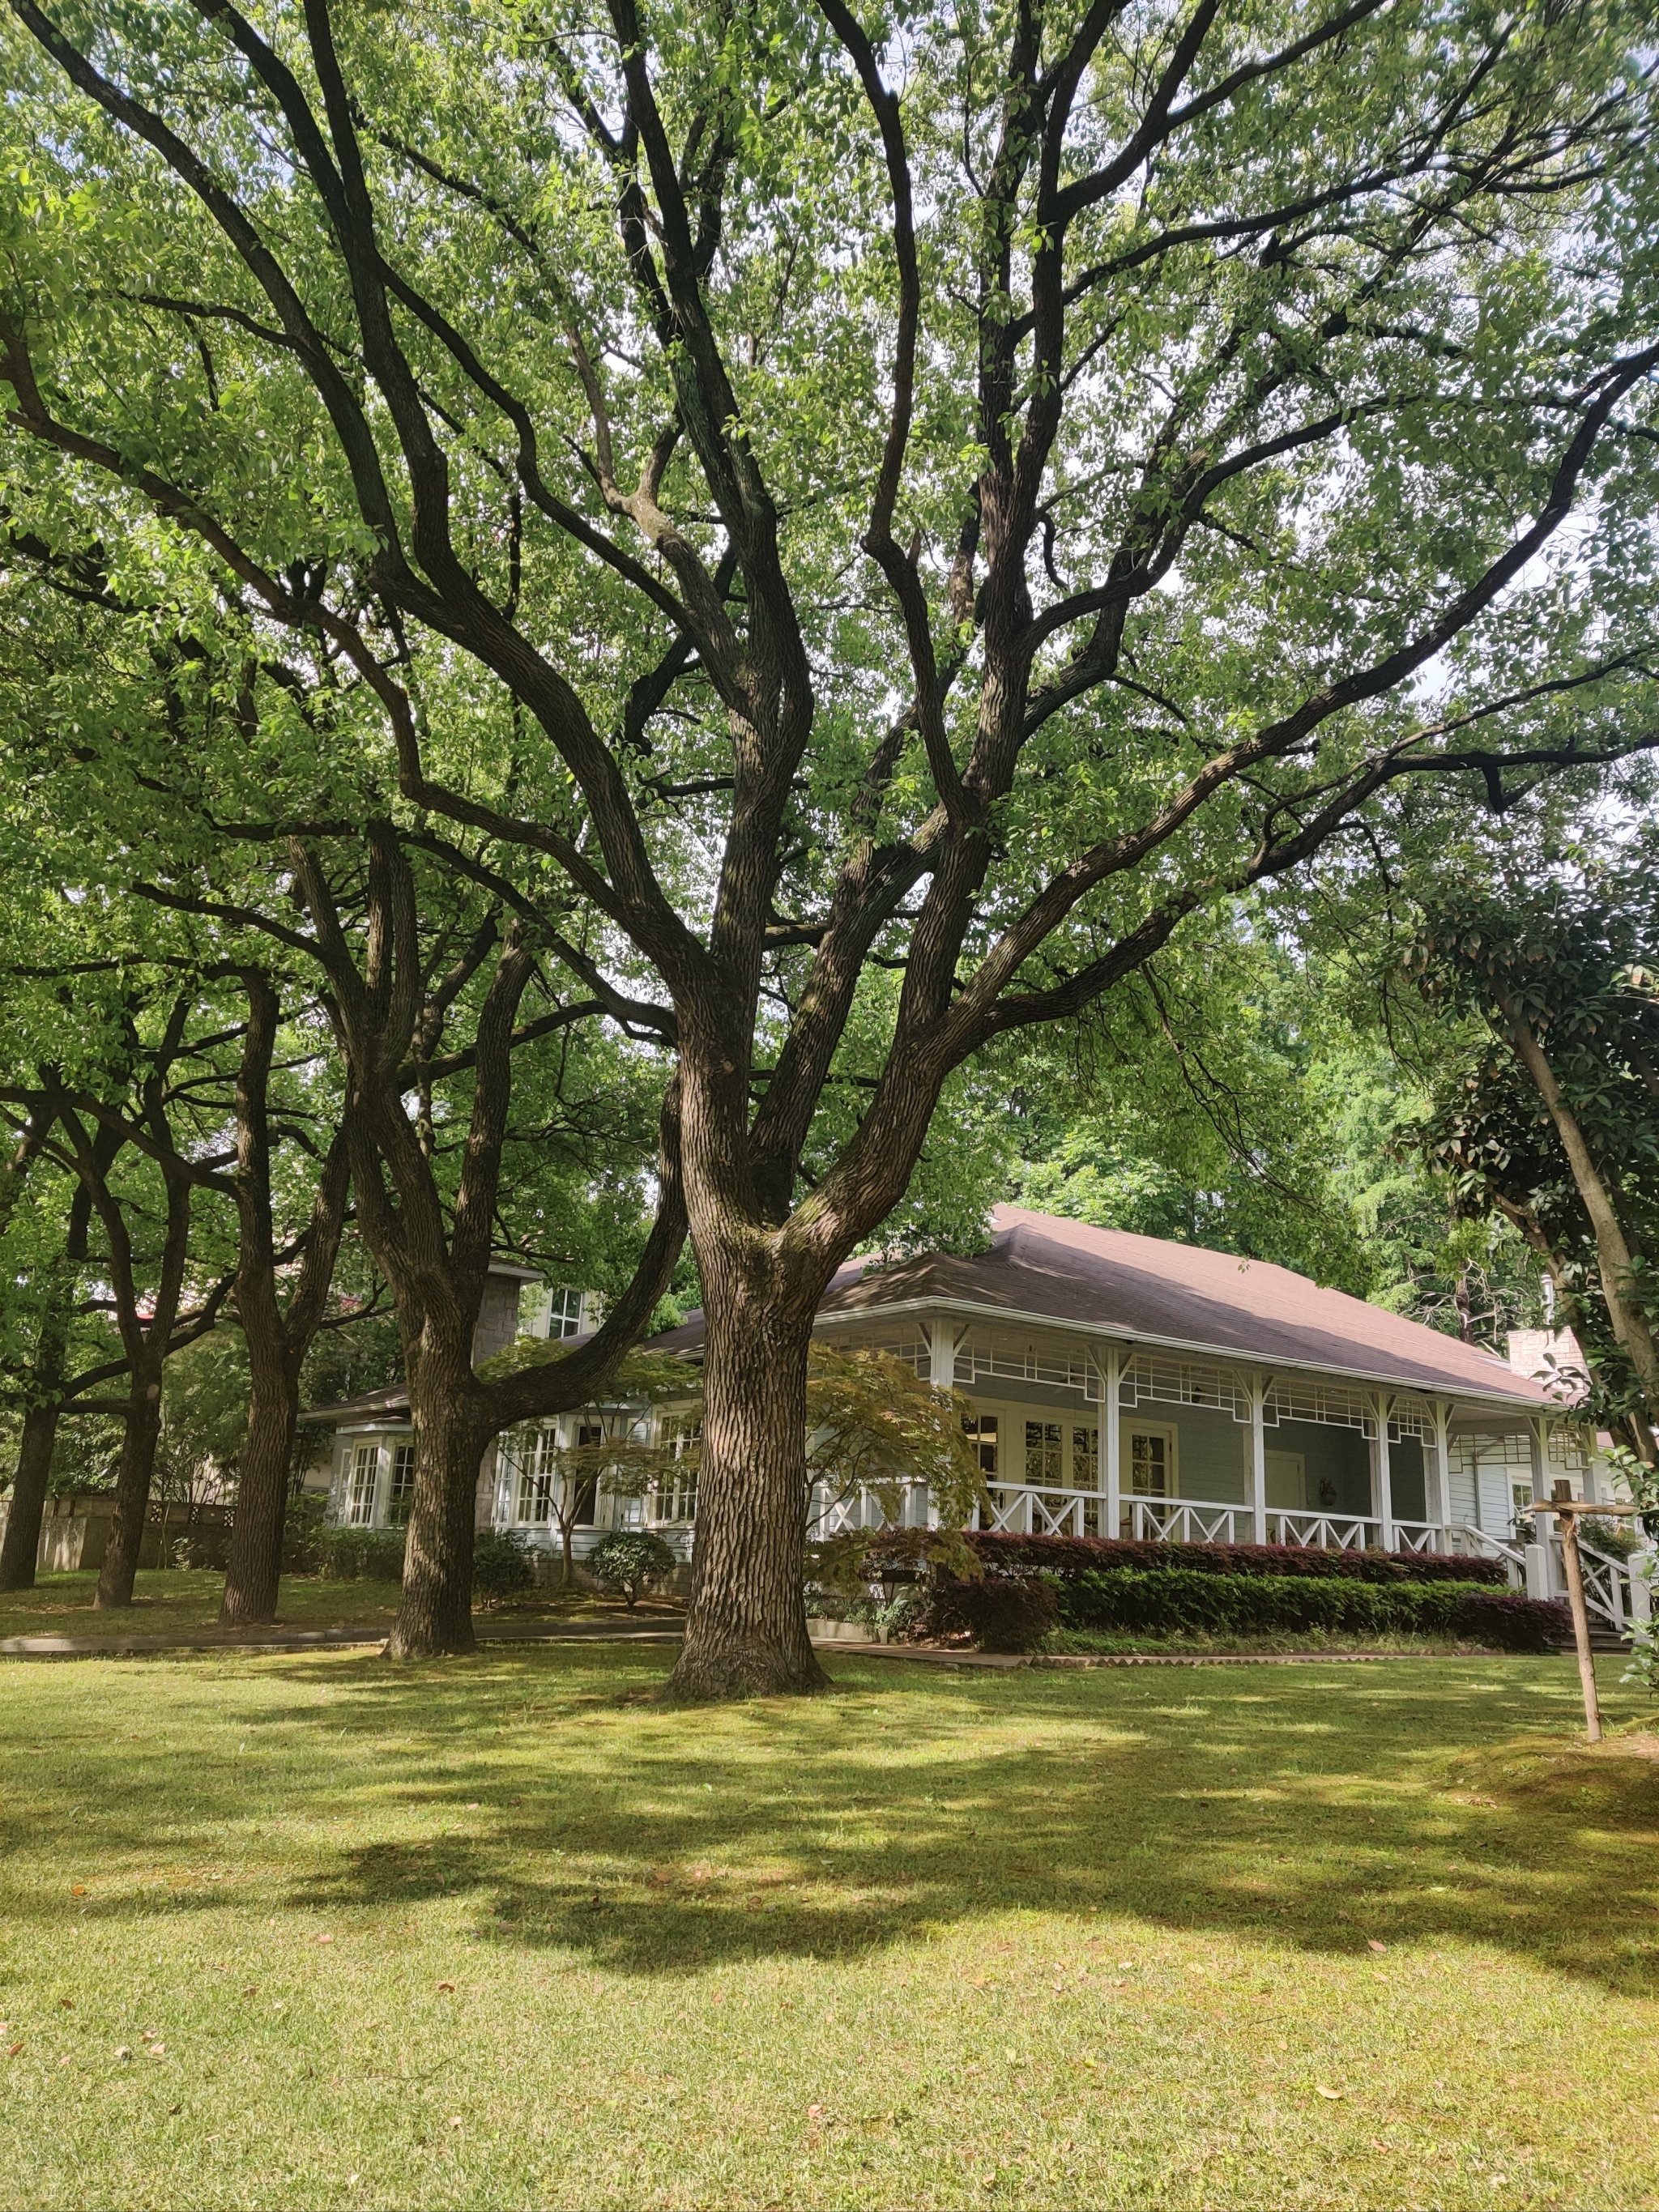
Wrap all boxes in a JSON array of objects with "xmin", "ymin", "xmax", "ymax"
[{"xmin": 655, "ymin": 1204, "xmax": 1550, "ymax": 1409}]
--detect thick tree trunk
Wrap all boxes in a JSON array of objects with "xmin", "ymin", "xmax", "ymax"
[
  {"xmin": 387, "ymin": 1345, "xmax": 489, "ymax": 1659},
  {"xmin": 220, "ymin": 1366, "xmax": 300, "ymax": 1626},
  {"xmin": 94, "ymin": 1380, "xmax": 163, "ymax": 1608},
  {"xmin": 668, "ymin": 1273, "xmax": 828, "ymax": 1700},
  {"xmin": 0, "ymin": 1398, "xmax": 62, "ymax": 1591}
]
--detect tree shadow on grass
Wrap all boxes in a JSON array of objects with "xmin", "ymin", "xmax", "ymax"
[
  {"xmin": 5, "ymin": 1646, "xmax": 1654, "ymax": 1993},
  {"xmin": 260, "ymin": 1649, "xmax": 1659, "ymax": 1994}
]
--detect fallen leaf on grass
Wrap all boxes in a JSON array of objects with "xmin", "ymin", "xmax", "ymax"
[
  {"xmin": 448, "ymin": 2116, "xmax": 463, "ymax": 2129},
  {"xmin": 316, "ymin": 1934, "xmax": 334, "ymax": 1946},
  {"xmin": 115, "ymin": 2047, "xmax": 132, "ymax": 2061},
  {"xmin": 1367, "ymin": 1941, "xmax": 1387, "ymax": 1955},
  {"xmin": 6, "ymin": 2043, "xmax": 21, "ymax": 2058},
  {"xmin": 1316, "ymin": 2086, "xmax": 1344, "ymax": 2100},
  {"xmin": 70, "ymin": 1886, "xmax": 87, "ymax": 1897},
  {"xmin": 436, "ymin": 1980, "xmax": 455, "ymax": 1993}
]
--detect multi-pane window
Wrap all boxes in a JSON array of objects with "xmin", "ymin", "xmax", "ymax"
[
  {"xmin": 1025, "ymin": 1420, "xmax": 1063, "ymax": 1484},
  {"xmin": 962, "ymin": 1413, "xmax": 999, "ymax": 1476},
  {"xmin": 515, "ymin": 1426, "xmax": 559, "ymax": 1524},
  {"xmin": 343, "ymin": 1442, "xmax": 379, "ymax": 1525},
  {"xmin": 548, "ymin": 1289, "xmax": 586, "ymax": 1339},
  {"xmin": 386, "ymin": 1443, "xmax": 416, "ymax": 1525},
  {"xmin": 1510, "ymin": 1480, "xmax": 1533, "ymax": 1532},
  {"xmin": 1022, "ymin": 1420, "xmax": 1098, "ymax": 1487},
  {"xmin": 649, "ymin": 1415, "xmax": 701, "ymax": 1524},
  {"xmin": 1128, "ymin": 1427, "xmax": 1172, "ymax": 1497}
]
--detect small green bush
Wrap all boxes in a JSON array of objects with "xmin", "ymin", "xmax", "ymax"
[
  {"xmin": 1051, "ymin": 1565, "xmax": 1567, "ymax": 1650},
  {"xmin": 920, "ymin": 1572, "xmax": 1059, "ymax": 1653},
  {"xmin": 586, "ymin": 1530, "xmax": 677, "ymax": 1608},
  {"xmin": 282, "ymin": 1491, "xmax": 327, "ymax": 1573},
  {"xmin": 472, "ymin": 1528, "xmax": 535, "ymax": 1600},
  {"xmin": 315, "ymin": 1523, "xmax": 407, "ymax": 1581}
]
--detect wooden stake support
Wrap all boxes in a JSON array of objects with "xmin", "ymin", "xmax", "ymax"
[{"xmin": 1532, "ymin": 1481, "xmax": 1646, "ymax": 1744}]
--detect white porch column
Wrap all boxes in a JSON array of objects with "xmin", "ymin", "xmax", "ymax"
[
  {"xmin": 928, "ymin": 1316, "xmax": 957, "ymax": 1394},
  {"xmin": 1527, "ymin": 1419, "xmax": 1558, "ymax": 1596},
  {"xmin": 1247, "ymin": 1374, "xmax": 1268, "ymax": 1547},
  {"xmin": 1371, "ymin": 1394, "xmax": 1394, "ymax": 1550},
  {"xmin": 369, "ymin": 1440, "xmax": 392, "ymax": 1530},
  {"xmin": 1099, "ymin": 1345, "xmax": 1123, "ymax": 1541},
  {"xmin": 1431, "ymin": 1400, "xmax": 1454, "ymax": 1551},
  {"xmin": 928, "ymin": 1319, "xmax": 961, "ymax": 1529}
]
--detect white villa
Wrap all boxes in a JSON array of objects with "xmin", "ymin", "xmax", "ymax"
[{"xmin": 303, "ymin": 1207, "xmax": 1642, "ymax": 1622}]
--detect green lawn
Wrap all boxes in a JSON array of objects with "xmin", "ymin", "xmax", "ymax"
[
  {"xmin": 0, "ymin": 1647, "xmax": 1655, "ymax": 2211},
  {"xmin": 0, "ymin": 1570, "xmax": 678, "ymax": 1641}
]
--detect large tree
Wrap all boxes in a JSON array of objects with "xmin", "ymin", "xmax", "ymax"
[{"xmin": 6, "ymin": 0, "xmax": 1659, "ymax": 1690}]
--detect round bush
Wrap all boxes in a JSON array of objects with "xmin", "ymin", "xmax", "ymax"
[
  {"xmin": 586, "ymin": 1530, "xmax": 678, "ymax": 1608},
  {"xmin": 922, "ymin": 1571, "xmax": 1059, "ymax": 1653},
  {"xmin": 471, "ymin": 1528, "xmax": 534, "ymax": 1600}
]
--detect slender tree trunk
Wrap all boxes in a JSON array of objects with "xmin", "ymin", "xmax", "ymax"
[
  {"xmin": 95, "ymin": 1377, "xmax": 164, "ymax": 1608},
  {"xmin": 668, "ymin": 1268, "xmax": 828, "ymax": 1700},
  {"xmin": 0, "ymin": 1397, "xmax": 62, "ymax": 1591},
  {"xmin": 220, "ymin": 1365, "xmax": 300, "ymax": 1626},
  {"xmin": 1503, "ymin": 1001, "xmax": 1659, "ymax": 1452},
  {"xmin": 0, "ymin": 1302, "xmax": 70, "ymax": 1591},
  {"xmin": 387, "ymin": 1340, "xmax": 489, "ymax": 1659}
]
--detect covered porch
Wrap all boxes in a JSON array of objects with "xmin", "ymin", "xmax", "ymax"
[{"xmin": 810, "ymin": 1315, "xmax": 1592, "ymax": 1560}]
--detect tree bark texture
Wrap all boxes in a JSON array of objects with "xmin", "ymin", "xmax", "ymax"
[
  {"xmin": 219, "ymin": 1370, "xmax": 300, "ymax": 1626},
  {"xmin": 1504, "ymin": 1001, "xmax": 1659, "ymax": 1440},
  {"xmin": 0, "ymin": 1396, "xmax": 63, "ymax": 1591},
  {"xmin": 667, "ymin": 1264, "xmax": 828, "ymax": 1700},
  {"xmin": 94, "ymin": 1377, "xmax": 163, "ymax": 1608},
  {"xmin": 387, "ymin": 1334, "xmax": 491, "ymax": 1659}
]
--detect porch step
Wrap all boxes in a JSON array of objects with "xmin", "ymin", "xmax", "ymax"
[{"xmin": 1545, "ymin": 1622, "xmax": 1630, "ymax": 1656}]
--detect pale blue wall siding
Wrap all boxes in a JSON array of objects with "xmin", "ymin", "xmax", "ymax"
[
  {"xmin": 1266, "ymin": 1418, "xmax": 1371, "ymax": 1515},
  {"xmin": 1388, "ymin": 1438, "xmax": 1427, "ymax": 1522},
  {"xmin": 1159, "ymin": 1407, "xmax": 1247, "ymax": 1501}
]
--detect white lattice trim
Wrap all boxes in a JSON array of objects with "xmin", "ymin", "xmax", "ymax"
[
  {"xmin": 956, "ymin": 1332, "xmax": 1094, "ymax": 1393},
  {"xmin": 1387, "ymin": 1396, "xmax": 1432, "ymax": 1443},
  {"xmin": 1263, "ymin": 1376, "xmax": 1377, "ymax": 1437},
  {"xmin": 1121, "ymin": 1353, "xmax": 1248, "ymax": 1421},
  {"xmin": 828, "ymin": 1335, "xmax": 932, "ymax": 1379}
]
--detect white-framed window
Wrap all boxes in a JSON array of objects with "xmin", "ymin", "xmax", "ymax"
[
  {"xmin": 1022, "ymin": 1419, "xmax": 1098, "ymax": 1488},
  {"xmin": 386, "ymin": 1442, "xmax": 416, "ymax": 1525},
  {"xmin": 342, "ymin": 1441, "xmax": 379, "ymax": 1526},
  {"xmin": 648, "ymin": 1414, "xmax": 700, "ymax": 1524},
  {"xmin": 514, "ymin": 1426, "xmax": 559, "ymax": 1524},
  {"xmin": 1510, "ymin": 1480, "xmax": 1533, "ymax": 1532},
  {"xmin": 1125, "ymin": 1421, "xmax": 1177, "ymax": 1498},
  {"xmin": 963, "ymin": 1411, "xmax": 1000, "ymax": 1477},
  {"xmin": 548, "ymin": 1289, "xmax": 586, "ymax": 1340}
]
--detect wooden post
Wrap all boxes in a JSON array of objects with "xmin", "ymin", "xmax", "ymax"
[{"xmin": 1550, "ymin": 1481, "xmax": 1602, "ymax": 1743}]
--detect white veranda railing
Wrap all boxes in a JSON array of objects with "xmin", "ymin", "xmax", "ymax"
[
  {"xmin": 1264, "ymin": 1508, "xmax": 1379, "ymax": 1552},
  {"xmin": 1128, "ymin": 1497, "xmax": 1251, "ymax": 1545}
]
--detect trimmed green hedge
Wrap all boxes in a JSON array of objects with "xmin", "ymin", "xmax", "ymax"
[{"xmin": 1059, "ymin": 1566, "xmax": 1567, "ymax": 1650}]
